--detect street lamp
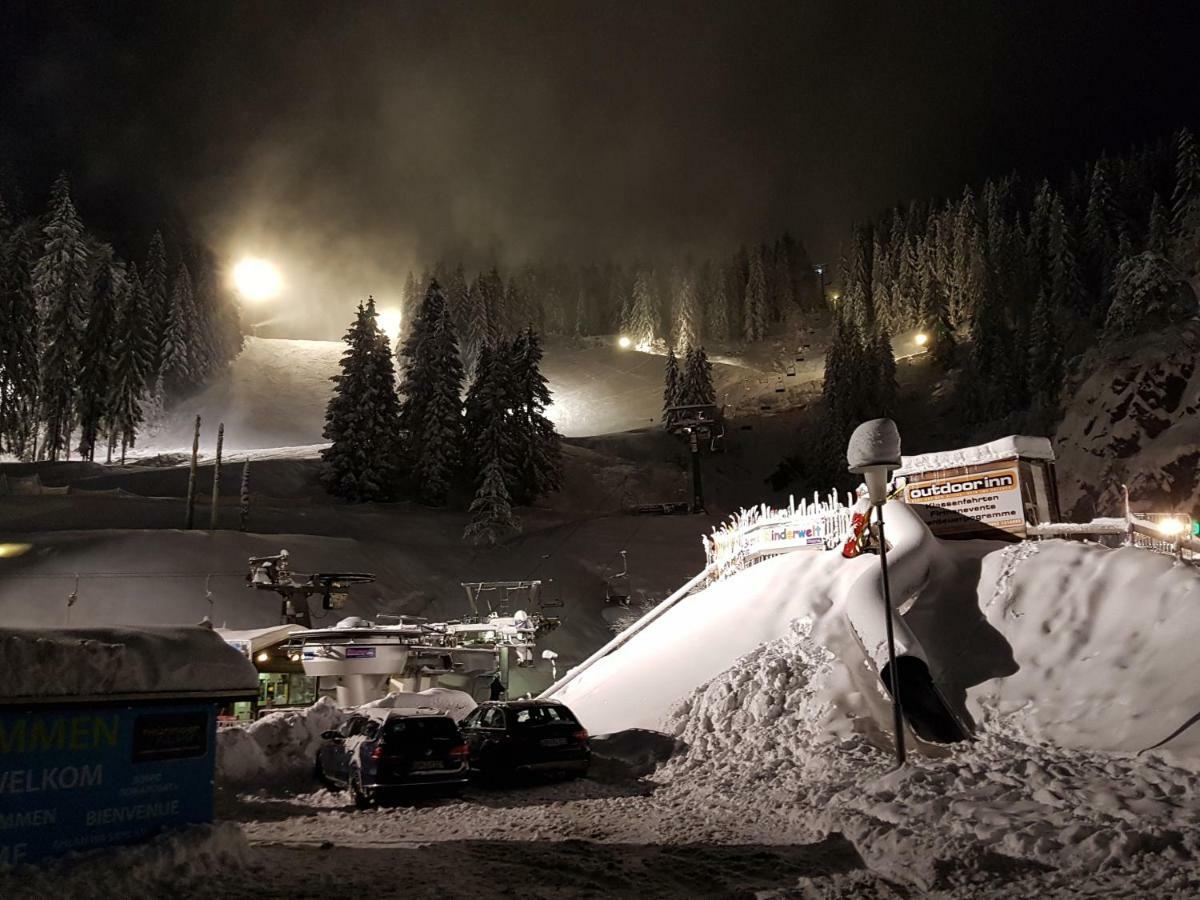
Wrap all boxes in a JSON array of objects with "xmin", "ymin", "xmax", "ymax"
[{"xmin": 847, "ymin": 417, "xmax": 906, "ymax": 766}]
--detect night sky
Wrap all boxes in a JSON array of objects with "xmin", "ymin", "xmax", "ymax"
[{"xmin": 2, "ymin": 1, "xmax": 1199, "ymax": 333}]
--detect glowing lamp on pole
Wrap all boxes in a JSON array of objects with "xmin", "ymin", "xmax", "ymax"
[
  {"xmin": 618, "ymin": 335, "xmax": 632, "ymax": 349},
  {"xmin": 847, "ymin": 417, "xmax": 907, "ymax": 766}
]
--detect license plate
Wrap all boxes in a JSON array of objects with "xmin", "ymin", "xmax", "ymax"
[
  {"xmin": 541, "ymin": 737, "xmax": 567, "ymax": 747},
  {"xmin": 411, "ymin": 760, "xmax": 443, "ymax": 771}
]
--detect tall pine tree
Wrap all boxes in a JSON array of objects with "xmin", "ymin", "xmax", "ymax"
[
  {"xmin": 33, "ymin": 174, "xmax": 90, "ymax": 460},
  {"xmin": 507, "ymin": 328, "xmax": 562, "ymax": 503},
  {"xmin": 321, "ymin": 297, "xmax": 402, "ymax": 501},
  {"xmin": 398, "ymin": 280, "xmax": 465, "ymax": 505},
  {"xmin": 76, "ymin": 251, "xmax": 124, "ymax": 460}
]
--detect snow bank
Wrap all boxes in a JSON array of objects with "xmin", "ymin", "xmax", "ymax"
[
  {"xmin": 216, "ymin": 689, "xmax": 476, "ymax": 788},
  {"xmin": 549, "ymin": 502, "xmax": 941, "ymax": 741},
  {"xmin": 657, "ymin": 619, "xmax": 1200, "ymax": 893},
  {"xmin": 0, "ymin": 624, "xmax": 258, "ymax": 700},
  {"xmin": 556, "ymin": 499, "xmax": 1200, "ymax": 760},
  {"xmin": 0, "ymin": 823, "xmax": 248, "ymax": 898}
]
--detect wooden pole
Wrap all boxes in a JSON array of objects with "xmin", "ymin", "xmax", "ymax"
[
  {"xmin": 185, "ymin": 415, "xmax": 201, "ymax": 529},
  {"xmin": 210, "ymin": 423, "xmax": 224, "ymax": 531},
  {"xmin": 239, "ymin": 460, "xmax": 251, "ymax": 532}
]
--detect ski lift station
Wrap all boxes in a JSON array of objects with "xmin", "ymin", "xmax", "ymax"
[{"xmin": 220, "ymin": 556, "xmax": 559, "ymax": 717}]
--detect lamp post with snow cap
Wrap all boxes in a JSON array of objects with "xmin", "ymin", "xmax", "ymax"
[{"xmin": 847, "ymin": 418, "xmax": 906, "ymax": 766}]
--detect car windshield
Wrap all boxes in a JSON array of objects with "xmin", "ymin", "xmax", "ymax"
[
  {"xmin": 383, "ymin": 716, "xmax": 458, "ymax": 742},
  {"xmin": 513, "ymin": 706, "xmax": 576, "ymax": 727}
]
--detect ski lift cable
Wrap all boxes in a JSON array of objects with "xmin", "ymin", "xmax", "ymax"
[{"xmin": 525, "ymin": 470, "xmax": 636, "ymax": 581}]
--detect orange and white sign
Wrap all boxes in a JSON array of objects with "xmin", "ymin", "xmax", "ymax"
[{"xmin": 903, "ymin": 466, "xmax": 1024, "ymax": 536}]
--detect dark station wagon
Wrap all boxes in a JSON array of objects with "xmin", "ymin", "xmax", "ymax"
[
  {"xmin": 316, "ymin": 707, "xmax": 469, "ymax": 807},
  {"xmin": 460, "ymin": 699, "xmax": 590, "ymax": 780}
]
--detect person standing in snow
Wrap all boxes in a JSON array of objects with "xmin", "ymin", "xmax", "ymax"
[{"xmin": 489, "ymin": 675, "xmax": 505, "ymax": 701}]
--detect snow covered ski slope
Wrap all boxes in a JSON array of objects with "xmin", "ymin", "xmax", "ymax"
[{"xmin": 547, "ymin": 501, "xmax": 1200, "ymax": 759}]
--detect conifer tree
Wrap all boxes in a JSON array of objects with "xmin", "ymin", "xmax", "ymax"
[
  {"xmin": 871, "ymin": 323, "xmax": 898, "ymax": 416},
  {"xmin": 462, "ymin": 343, "xmax": 518, "ymax": 486},
  {"xmin": 700, "ymin": 262, "xmax": 728, "ymax": 341},
  {"xmin": 398, "ymin": 280, "xmax": 465, "ymax": 505},
  {"xmin": 321, "ymin": 297, "xmax": 402, "ymax": 501},
  {"xmin": 673, "ymin": 270, "xmax": 700, "ymax": 352},
  {"xmin": 679, "ymin": 345, "xmax": 716, "ymax": 407},
  {"xmin": 628, "ymin": 270, "xmax": 658, "ymax": 347},
  {"xmin": 1026, "ymin": 288, "xmax": 1062, "ymax": 411},
  {"xmin": 662, "ymin": 347, "xmax": 681, "ymax": 417},
  {"xmin": 460, "ymin": 277, "xmax": 491, "ymax": 381},
  {"xmin": 1170, "ymin": 127, "xmax": 1199, "ymax": 236},
  {"xmin": 1147, "ymin": 192, "xmax": 1169, "ymax": 255},
  {"xmin": 743, "ymin": 250, "xmax": 768, "ymax": 341},
  {"xmin": 106, "ymin": 271, "xmax": 147, "ymax": 463},
  {"xmin": 463, "ymin": 455, "xmax": 521, "ymax": 546},
  {"xmin": 160, "ymin": 264, "xmax": 194, "ymax": 393},
  {"xmin": 445, "ymin": 263, "xmax": 469, "ymax": 341},
  {"xmin": 76, "ymin": 251, "xmax": 124, "ymax": 460},
  {"xmin": 33, "ymin": 174, "xmax": 91, "ymax": 460},
  {"xmin": 0, "ymin": 221, "xmax": 39, "ymax": 457},
  {"xmin": 1170, "ymin": 127, "xmax": 1200, "ymax": 275},
  {"xmin": 143, "ymin": 231, "xmax": 170, "ymax": 376},
  {"xmin": 507, "ymin": 328, "xmax": 562, "ymax": 503}
]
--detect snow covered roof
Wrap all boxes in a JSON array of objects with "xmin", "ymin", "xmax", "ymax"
[
  {"xmin": 217, "ymin": 624, "xmax": 308, "ymax": 653},
  {"xmin": 896, "ymin": 435, "xmax": 1055, "ymax": 476},
  {"xmin": 0, "ymin": 624, "xmax": 259, "ymax": 703}
]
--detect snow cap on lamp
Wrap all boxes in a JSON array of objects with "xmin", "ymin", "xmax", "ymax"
[{"xmin": 847, "ymin": 418, "xmax": 901, "ymax": 504}]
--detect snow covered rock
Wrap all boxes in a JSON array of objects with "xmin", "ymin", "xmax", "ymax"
[{"xmin": 1055, "ymin": 322, "xmax": 1200, "ymax": 518}]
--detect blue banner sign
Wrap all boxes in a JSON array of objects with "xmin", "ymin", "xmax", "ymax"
[{"xmin": 0, "ymin": 703, "xmax": 217, "ymax": 866}]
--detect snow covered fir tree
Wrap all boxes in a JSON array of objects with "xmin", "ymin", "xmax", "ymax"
[
  {"xmin": 0, "ymin": 174, "xmax": 242, "ymax": 463},
  {"xmin": 320, "ymin": 296, "xmax": 403, "ymax": 502}
]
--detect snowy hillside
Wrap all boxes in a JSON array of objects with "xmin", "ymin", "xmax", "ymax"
[
  {"xmin": 138, "ymin": 336, "xmax": 762, "ymax": 455},
  {"xmin": 1056, "ymin": 321, "xmax": 1200, "ymax": 518}
]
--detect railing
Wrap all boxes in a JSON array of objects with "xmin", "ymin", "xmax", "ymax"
[
  {"xmin": 1030, "ymin": 514, "xmax": 1200, "ymax": 562},
  {"xmin": 702, "ymin": 491, "xmax": 855, "ymax": 582}
]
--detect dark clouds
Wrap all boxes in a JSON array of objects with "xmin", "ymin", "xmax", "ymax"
[{"xmin": 2, "ymin": 1, "xmax": 1198, "ymax": 336}]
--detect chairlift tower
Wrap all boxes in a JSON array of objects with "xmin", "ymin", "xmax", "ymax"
[
  {"xmin": 665, "ymin": 403, "xmax": 724, "ymax": 514},
  {"xmin": 246, "ymin": 549, "xmax": 376, "ymax": 628}
]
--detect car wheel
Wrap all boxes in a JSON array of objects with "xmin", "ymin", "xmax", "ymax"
[{"xmin": 350, "ymin": 772, "xmax": 371, "ymax": 809}]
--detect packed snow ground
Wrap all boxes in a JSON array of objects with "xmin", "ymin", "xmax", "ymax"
[{"xmin": 7, "ymin": 510, "xmax": 1200, "ymax": 896}]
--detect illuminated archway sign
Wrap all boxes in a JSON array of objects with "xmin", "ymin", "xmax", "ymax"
[{"xmin": 232, "ymin": 257, "xmax": 282, "ymax": 301}]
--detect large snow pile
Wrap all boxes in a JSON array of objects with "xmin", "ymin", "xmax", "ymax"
[
  {"xmin": 0, "ymin": 823, "xmax": 248, "ymax": 900},
  {"xmin": 216, "ymin": 689, "xmax": 476, "ymax": 788},
  {"xmin": 1055, "ymin": 320, "xmax": 1200, "ymax": 518},
  {"xmin": 0, "ymin": 624, "xmax": 257, "ymax": 700},
  {"xmin": 655, "ymin": 620, "xmax": 1200, "ymax": 894},
  {"xmin": 553, "ymin": 500, "xmax": 1200, "ymax": 759}
]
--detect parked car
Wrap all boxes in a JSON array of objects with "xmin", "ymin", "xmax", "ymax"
[
  {"xmin": 459, "ymin": 699, "xmax": 590, "ymax": 780},
  {"xmin": 315, "ymin": 707, "xmax": 469, "ymax": 807}
]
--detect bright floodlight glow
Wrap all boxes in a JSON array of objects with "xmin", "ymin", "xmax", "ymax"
[
  {"xmin": 233, "ymin": 257, "xmax": 282, "ymax": 301},
  {"xmin": 617, "ymin": 335, "xmax": 632, "ymax": 349},
  {"xmin": 1157, "ymin": 517, "xmax": 1186, "ymax": 536},
  {"xmin": 914, "ymin": 332, "xmax": 929, "ymax": 347},
  {"xmin": 377, "ymin": 307, "xmax": 402, "ymax": 338},
  {"xmin": 0, "ymin": 543, "xmax": 32, "ymax": 559}
]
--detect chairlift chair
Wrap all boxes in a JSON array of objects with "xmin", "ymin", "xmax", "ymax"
[{"xmin": 605, "ymin": 550, "xmax": 631, "ymax": 607}]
